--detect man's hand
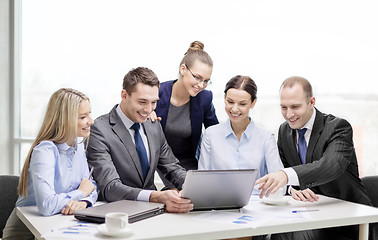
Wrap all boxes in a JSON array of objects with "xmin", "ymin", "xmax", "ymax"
[
  {"xmin": 255, "ymin": 170, "xmax": 288, "ymax": 199},
  {"xmin": 150, "ymin": 190, "xmax": 193, "ymax": 213},
  {"xmin": 148, "ymin": 111, "xmax": 162, "ymax": 122},
  {"xmin": 61, "ymin": 200, "xmax": 87, "ymax": 215},
  {"xmin": 290, "ymin": 188, "xmax": 319, "ymax": 202}
]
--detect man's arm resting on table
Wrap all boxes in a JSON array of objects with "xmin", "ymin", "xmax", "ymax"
[
  {"xmin": 150, "ymin": 190, "xmax": 193, "ymax": 213},
  {"xmin": 290, "ymin": 188, "xmax": 319, "ymax": 202}
]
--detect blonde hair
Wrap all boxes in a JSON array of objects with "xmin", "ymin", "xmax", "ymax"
[
  {"xmin": 180, "ymin": 41, "xmax": 213, "ymax": 69},
  {"xmin": 18, "ymin": 88, "xmax": 90, "ymax": 197}
]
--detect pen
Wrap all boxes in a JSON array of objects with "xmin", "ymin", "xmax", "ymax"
[
  {"xmin": 88, "ymin": 167, "xmax": 94, "ymax": 180},
  {"xmin": 292, "ymin": 209, "xmax": 319, "ymax": 213}
]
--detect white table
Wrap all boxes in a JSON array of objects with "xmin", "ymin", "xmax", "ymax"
[{"xmin": 16, "ymin": 195, "xmax": 378, "ymax": 240}]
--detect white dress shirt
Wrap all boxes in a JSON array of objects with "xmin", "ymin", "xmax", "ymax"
[
  {"xmin": 116, "ymin": 105, "xmax": 153, "ymax": 202},
  {"xmin": 283, "ymin": 109, "xmax": 316, "ymax": 186}
]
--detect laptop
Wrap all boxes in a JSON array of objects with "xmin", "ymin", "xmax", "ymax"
[
  {"xmin": 74, "ymin": 200, "xmax": 165, "ymax": 223},
  {"xmin": 181, "ymin": 169, "xmax": 258, "ymax": 210}
]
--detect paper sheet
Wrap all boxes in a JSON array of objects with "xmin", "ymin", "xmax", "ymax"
[
  {"xmin": 41, "ymin": 219, "xmax": 100, "ymax": 239},
  {"xmin": 195, "ymin": 210, "xmax": 271, "ymax": 228},
  {"xmin": 194, "ymin": 197, "xmax": 314, "ymax": 229}
]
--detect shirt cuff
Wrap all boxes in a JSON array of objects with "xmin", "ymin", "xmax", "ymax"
[
  {"xmin": 80, "ymin": 200, "xmax": 92, "ymax": 208},
  {"xmin": 81, "ymin": 195, "xmax": 96, "ymax": 207},
  {"xmin": 287, "ymin": 185, "xmax": 293, "ymax": 195},
  {"xmin": 67, "ymin": 189, "xmax": 84, "ymax": 201},
  {"xmin": 137, "ymin": 190, "xmax": 154, "ymax": 202},
  {"xmin": 282, "ymin": 167, "xmax": 300, "ymax": 186}
]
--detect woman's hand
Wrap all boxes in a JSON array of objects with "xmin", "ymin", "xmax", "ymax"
[
  {"xmin": 61, "ymin": 200, "xmax": 87, "ymax": 215},
  {"xmin": 148, "ymin": 111, "xmax": 161, "ymax": 122},
  {"xmin": 78, "ymin": 178, "xmax": 95, "ymax": 197}
]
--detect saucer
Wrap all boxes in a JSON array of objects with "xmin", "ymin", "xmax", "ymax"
[
  {"xmin": 97, "ymin": 224, "xmax": 132, "ymax": 237},
  {"xmin": 262, "ymin": 197, "xmax": 289, "ymax": 206}
]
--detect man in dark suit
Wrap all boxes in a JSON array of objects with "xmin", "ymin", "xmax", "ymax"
[
  {"xmin": 256, "ymin": 76, "xmax": 371, "ymax": 239},
  {"xmin": 87, "ymin": 67, "xmax": 193, "ymax": 213}
]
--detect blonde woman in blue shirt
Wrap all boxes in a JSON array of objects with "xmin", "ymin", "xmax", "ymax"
[
  {"xmin": 3, "ymin": 88, "xmax": 98, "ymax": 239},
  {"xmin": 198, "ymin": 75, "xmax": 283, "ymax": 193}
]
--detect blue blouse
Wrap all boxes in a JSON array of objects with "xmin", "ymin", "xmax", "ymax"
[
  {"xmin": 16, "ymin": 140, "xmax": 98, "ymax": 216},
  {"xmin": 198, "ymin": 119, "xmax": 283, "ymax": 181}
]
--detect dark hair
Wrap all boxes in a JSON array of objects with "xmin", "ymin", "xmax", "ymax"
[
  {"xmin": 179, "ymin": 41, "xmax": 213, "ymax": 68},
  {"xmin": 123, "ymin": 67, "xmax": 160, "ymax": 94},
  {"xmin": 224, "ymin": 75, "xmax": 257, "ymax": 102},
  {"xmin": 280, "ymin": 76, "xmax": 313, "ymax": 101}
]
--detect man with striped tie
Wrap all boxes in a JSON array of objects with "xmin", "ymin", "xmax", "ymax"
[{"xmin": 255, "ymin": 76, "xmax": 371, "ymax": 240}]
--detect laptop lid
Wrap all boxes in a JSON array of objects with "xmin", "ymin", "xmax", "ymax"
[
  {"xmin": 74, "ymin": 200, "xmax": 165, "ymax": 223},
  {"xmin": 181, "ymin": 169, "xmax": 258, "ymax": 210}
]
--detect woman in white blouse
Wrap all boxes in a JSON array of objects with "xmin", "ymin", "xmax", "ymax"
[
  {"xmin": 198, "ymin": 75, "xmax": 283, "ymax": 192},
  {"xmin": 3, "ymin": 88, "xmax": 98, "ymax": 239}
]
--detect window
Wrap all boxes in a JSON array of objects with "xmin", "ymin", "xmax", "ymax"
[{"xmin": 13, "ymin": 0, "xmax": 378, "ymax": 176}]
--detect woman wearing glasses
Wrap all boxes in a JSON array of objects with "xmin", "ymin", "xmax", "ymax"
[
  {"xmin": 198, "ymin": 75, "xmax": 283, "ymax": 194},
  {"xmin": 153, "ymin": 41, "xmax": 218, "ymax": 188}
]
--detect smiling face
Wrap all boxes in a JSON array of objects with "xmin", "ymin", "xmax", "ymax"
[
  {"xmin": 280, "ymin": 83, "xmax": 315, "ymax": 129},
  {"xmin": 224, "ymin": 88, "xmax": 256, "ymax": 125},
  {"xmin": 180, "ymin": 60, "xmax": 212, "ymax": 97},
  {"xmin": 120, "ymin": 82, "xmax": 159, "ymax": 123},
  {"xmin": 77, "ymin": 100, "xmax": 93, "ymax": 138}
]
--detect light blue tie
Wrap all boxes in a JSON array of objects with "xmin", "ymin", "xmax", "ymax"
[
  {"xmin": 131, "ymin": 123, "xmax": 149, "ymax": 179},
  {"xmin": 297, "ymin": 128, "xmax": 307, "ymax": 164}
]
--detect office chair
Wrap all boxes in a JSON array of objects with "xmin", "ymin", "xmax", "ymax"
[
  {"xmin": 361, "ymin": 175, "xmax": 378, "ymax": 240},
  {"xmin": 0, "ymin": 175, "xmax": 19, "ymax": 238},
  {"xmin": 362, "ymin": 176, "xmax": 378, "ymax": 208}
]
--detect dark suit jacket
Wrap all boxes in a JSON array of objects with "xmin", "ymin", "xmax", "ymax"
[
  {"xmin": 86, "ymin": 105, "xmax": 186, "ymax": 202},
  {"xmin": 278, "ymin": 108, "xmax": 371, "ymax": 205},
  {"xmin": 156, "ymin": 80, "xmax": 219, "ymax": 157}
]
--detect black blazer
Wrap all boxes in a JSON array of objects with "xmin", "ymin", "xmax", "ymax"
[
  {"xmin": 156, "ymin": 80, "xmax": 219, "ymax": 157},
  {"xmin": 278, "ymin": 108, "xmax": 371, "ymax": 205}
]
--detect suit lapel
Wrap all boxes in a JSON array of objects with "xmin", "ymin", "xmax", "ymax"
[
  {"xmin": 307, "ymin": 109, "xmax": 324, "ymax": 163},
  {"xmin": 109, "ymin": 107, "xmax": 144, "ymax": 181},
  {"xmin": 190, "ymin": 96, "xmax": 202, "ymax": 139},
  {"xmin": 156, "ymin": 81, "xmax": 174, "ymax": 130}
]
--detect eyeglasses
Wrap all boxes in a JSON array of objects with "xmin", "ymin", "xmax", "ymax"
[{"xmin": 185, "ymin": 64, "xmax": 212, "ymax": 86}]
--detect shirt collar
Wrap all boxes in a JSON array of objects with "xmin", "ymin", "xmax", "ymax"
[
  {"xmin": 116, "ymin": 104, "xmax": 135, "ymax": 129},
  {"xmin": 301, "ymin": 108, "xmax": 316, "ymax": 131},
  {"xmin": 224, "ymin": 119, "xmax": 234, "ymax": 137},
  {"xmin": 56, "ymin": 140, "xmax": 77, "ymax": 154},
  {"xmin": 224, "ymin": 118, "xmax": 254, "ymax": 140}
]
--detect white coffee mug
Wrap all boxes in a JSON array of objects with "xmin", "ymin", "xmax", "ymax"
[
  {"xmin": 267, "ymin": 187, "xmax": 285, "ymax": 200},
  {"xmin": 105, "ymin": 212, "xmax": 128, "ymax": 232}
]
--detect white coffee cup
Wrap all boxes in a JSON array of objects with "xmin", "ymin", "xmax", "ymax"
[
  {"xmin": 105, "ymin": 212, "xmax": 128, "ymax": 232},
  {"xmin": 267, "ymin": 187, "xmax": 285, "ymax": 201}
]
